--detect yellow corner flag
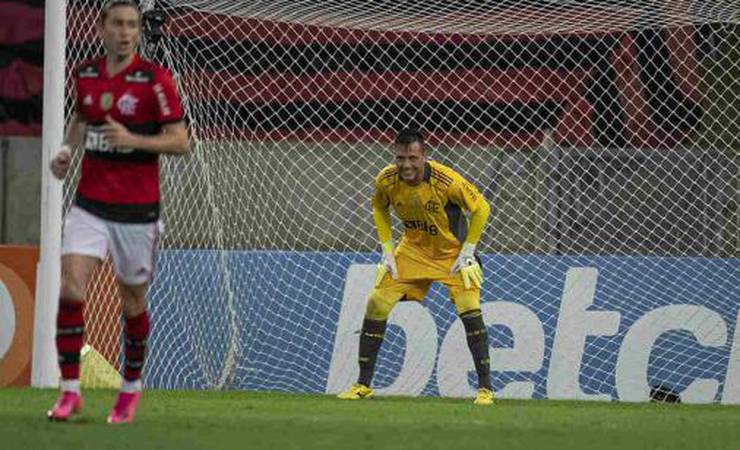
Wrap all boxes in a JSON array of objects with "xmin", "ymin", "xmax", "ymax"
[{"xmin": 80, "ymin": 344, "xmax": 121, "ymax": 389}]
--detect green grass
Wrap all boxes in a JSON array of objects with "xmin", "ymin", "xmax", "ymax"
[{"xmin": 2, "ymin": 388, "xmax": 740, "ymax": 450}]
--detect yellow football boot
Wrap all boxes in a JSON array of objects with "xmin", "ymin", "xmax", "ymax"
[
  {"xmin": 473, "ymin": 388, "xmax": 494, "ymax": 405},
  {"xmin": 337, "ymin": 383, "xmax": 375, "ymax": 400}
]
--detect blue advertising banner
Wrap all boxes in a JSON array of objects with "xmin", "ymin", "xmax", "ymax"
[{"xmin": 145, "ymin": 250, "xmax": 740, "ymax": 403}]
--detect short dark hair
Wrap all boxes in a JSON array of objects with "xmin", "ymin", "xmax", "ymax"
[
  {"xmin": 100, "ymin": 0, "xmax": 141, "ymax": 23},
  {"xmin": 394, "ymin": 128, "xmax": 424, "ymax": 146}
]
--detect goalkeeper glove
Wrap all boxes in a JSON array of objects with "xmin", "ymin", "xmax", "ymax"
[
  {"xmin": 450, "ymin": 243, "xmax": 483, "ymax": 289},
  {"xmin": 375, "ymin": 241, "xmax": 398, "ymax": 286}
]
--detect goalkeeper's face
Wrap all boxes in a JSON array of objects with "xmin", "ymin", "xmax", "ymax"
[
  {"xmin": 99, "ymin": 5, "xmax": 141, "ymax": 59},
  {"xmin": 395, "ymin": 142, "xmax": 426, "ymax": 185}
]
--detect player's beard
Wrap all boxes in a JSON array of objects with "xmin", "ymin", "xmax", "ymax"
[{"xmin": 400, "ymin": 166, "xmax": 420, "ymax": 183}]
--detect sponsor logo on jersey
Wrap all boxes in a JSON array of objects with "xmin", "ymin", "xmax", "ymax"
[
  {"xmin": 116, "ymin": 93, "xmax": 139, "ymax": 116},
  {"xmin": 84, "ymin": 126, "xmax": 133, "ymax": 154},
  {"xmin": 125, "ymin": 70, "xmax": 153, "ymax": 83},
  {"xmin": 100, "ymin": 92, "xmax": 114, "ymax": 111},
  {"xmin": 403, "ymin": 219, "xmax": 439, "ymax": 235},
  {"xmin": 153, "ymin": 83, "xmax": 171, "ymax": 116},
  {"xmin": 83, "ymin": 94, "xmax": 93, "ymax": 106},
  {"xmin": 78, "ymin": 65, "xmax": 99, "ymax": 78}
]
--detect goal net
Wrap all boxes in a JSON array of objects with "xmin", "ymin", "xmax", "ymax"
[{"xmin": 64, "ymin": 0, "xmax": 740, "ymax": 402}]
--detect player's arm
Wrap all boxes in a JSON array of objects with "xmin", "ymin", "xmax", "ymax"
[
  {"xmin": 463, "ymin": 189, "xmax": 491, "ymax": 247},
  {"xmin": 373, "ymin": 203, "xmax": 393, "ymax": 246},
  {"xmin": 101, "ymin": 115, "xmax": 189, "ymax": 155},
  {"xmin": 449, "ymin": 175, "xmax": 491, "ymax": 288},
  {"xmin": 51, "ymin": 112, "xmax": 87, "ymax": 180},
  {"xmin": 63, "ymin": 112, "xmax": 87, "ymax": 149},
  {"xmin": 371, "ymin": 174, "xmax": 398, "ymax": 284}
]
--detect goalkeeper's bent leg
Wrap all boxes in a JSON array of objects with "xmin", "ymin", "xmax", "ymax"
[
  {"xmin": 357, "ymin": 318, "xmax": 387, "ymax": 387},
  {"xmin": 460, "ymin": 309, "xmax": 491, "ymax": 390},
  {"xmin": 358, "ymin": 277, "xmax": 408, "ymax": 387}
]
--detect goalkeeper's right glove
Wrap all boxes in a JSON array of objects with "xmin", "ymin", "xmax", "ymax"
[
  {"xmin": 450, "ymin": 243, "xmax": 483, "ymax": 290},
  {"xmin": 375, "ymin": 241, "xmax": 398, "ymax": 286}
]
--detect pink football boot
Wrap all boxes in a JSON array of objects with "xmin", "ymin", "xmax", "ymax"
[
  {"xmin": 47, "ymin": 391, "xmax": 83, "ymax": 421},
  {"xmin": 107, "ymin": 391, "xmax": 141, "ymax": 424}
]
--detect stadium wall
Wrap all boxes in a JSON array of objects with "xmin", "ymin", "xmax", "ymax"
[{"xmin": 161, "ymin": 143, "xmax": 737, "ymax": 256}]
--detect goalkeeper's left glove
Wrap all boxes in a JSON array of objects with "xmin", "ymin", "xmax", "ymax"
[{"xmin": 450, "ymin": 242, "xmax": 483, "ymax": 289}]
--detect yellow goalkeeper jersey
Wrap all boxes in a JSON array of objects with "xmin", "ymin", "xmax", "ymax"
[{"xmin": 372, "ymin": 160, "xmax": 487, "ymax": 278}]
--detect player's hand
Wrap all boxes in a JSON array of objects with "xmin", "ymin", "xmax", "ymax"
[
  {"xmin": 101, "ymin": 115, "xmax": 137, "ymax": 148},
  {"xmin": 50, "ymin": 145, "xmax": 72, "ymax": 180},
  {"xmin": 451, "ymin": 243, "xmax": 483, "ymax": 290},
  {"xmin": 374, "ymin": 241, "xmax": 398, "ymax": 286}
]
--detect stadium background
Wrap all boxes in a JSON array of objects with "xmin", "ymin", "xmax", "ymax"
[
  {"xmin": 1, "ymin": 1, "xmax": 737, "ymax": 255},
  {"xmin": 0, "ymin": 0, "xmax": 738, "ymax": 399}
]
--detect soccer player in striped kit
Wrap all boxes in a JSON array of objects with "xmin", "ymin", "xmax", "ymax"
[{"xmin": 48, "ymin": 0, "xmax": 188, "ymax": 423}]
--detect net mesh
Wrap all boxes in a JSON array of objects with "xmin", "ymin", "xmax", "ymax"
[{"xmin": 63, "ymin": 0, "xmax": 739, "ymax": 399}]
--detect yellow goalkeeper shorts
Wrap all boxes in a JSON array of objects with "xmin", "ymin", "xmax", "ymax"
[{"xmin": 365, "ymin": 264, "xmax": 481, "ymax": 321}]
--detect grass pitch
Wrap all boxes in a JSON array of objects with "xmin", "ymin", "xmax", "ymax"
[{"xmin": 2, "ymin": 388, "xmax": 740, "ymax": 450}]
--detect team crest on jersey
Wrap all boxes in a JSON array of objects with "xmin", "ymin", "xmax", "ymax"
[
  {"xmin": 425, "ymin": 200, "xmax": 440, "ymax": 213},
  {"xmin": 116, "ymin": 93, "xmax": 139, "ymax": 116},
  {"xmin": 100, "ymin": 92, "xmax": 114, "ymax": 111}
]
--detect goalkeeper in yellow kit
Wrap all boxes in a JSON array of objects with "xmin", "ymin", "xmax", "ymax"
[{"xmin": 338, "ymin": 128, "xmax": 493, "ymax": 405}]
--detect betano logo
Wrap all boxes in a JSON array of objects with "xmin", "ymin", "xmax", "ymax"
[{"xmin": 327, "ymin": 265, "xmax": 740, "ymax": 404}]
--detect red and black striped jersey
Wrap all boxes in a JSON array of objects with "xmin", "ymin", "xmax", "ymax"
[{"xmin": 74, "ymin": 54, "xmax": 184, "ymax": 223}]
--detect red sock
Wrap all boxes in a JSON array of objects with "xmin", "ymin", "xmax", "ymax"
[
  {"xmin": 124, "ymin": 311, "xmax": 150, "ymax": 382},
  {"xmin": 56, "ymin": 299, "xmax": 84, "ymax": 380}
]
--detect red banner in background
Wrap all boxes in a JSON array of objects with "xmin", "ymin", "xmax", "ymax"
[
  {"xmin": 3, "ymin": 2, "xmax": 707, "ymax": 147},
  {"xmin": 0, "ymin": 1, "xmax": 44, "ymax": 137},
  {"xmin": 156, "ymin": 7, "xmax": 704, "ymax": 148}
]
